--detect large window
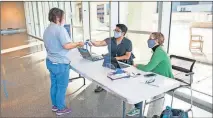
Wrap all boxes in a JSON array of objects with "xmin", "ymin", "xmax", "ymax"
[
  {"xmin": 42, "ymin": 2, "xmax": 49, "ymax": 30},
  {"xmin": 32, "ymin": 2, "xmax": 40, "ymax": 37},
  {"xmin": 28, "ymin": 2, "xmax": 35, "ymax": 36},
  {"xmin": 119, "ymin": 2, "xmax": 160, "ymax": 63},
  {"xmin": 169, "ymin": 1, "xmax": 212, "ymax": 102},
  {"xmin": 37, "ymin": 2, "xmax": 45, "ymax": 38},
  {"xmin": 90, "ymin": 2, "xmax": 110, "ymax": 55},
  {"xmin": 71, "ymin": 2, "xmax": 83, "ymax": 42}
]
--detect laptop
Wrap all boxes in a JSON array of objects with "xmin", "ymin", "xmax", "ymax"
[
  {"xmin": 103, "ymin": 55, "xmax": 130, "ymax": 70},
  {"xmin": 111, "ymin": 57, "xmax": 130, "ymax": 69},
  {"xmin": 78, "ymin": 48, "xmax": 103, "ymax": 61}
]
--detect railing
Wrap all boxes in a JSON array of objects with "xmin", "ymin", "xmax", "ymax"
[{"xmin": 1, "ymin": 28, "xmax": 26, "ymax": 35}]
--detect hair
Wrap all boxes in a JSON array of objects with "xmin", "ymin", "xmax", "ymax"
[
  {"xmin": 48, "ymin": 8, "xmax": 64, "ymax": 23},
  {"xmin": 149, "ymin": 32, "xmax": 165, "ymax": 45},
  {"xmin": 116, "ymin": 24, "xmax": 128, "ymax": 36}
]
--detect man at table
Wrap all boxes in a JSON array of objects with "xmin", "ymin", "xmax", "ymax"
[{"xmin": 89, "ymin": 24, "xmax": 135, "ymax": 93}]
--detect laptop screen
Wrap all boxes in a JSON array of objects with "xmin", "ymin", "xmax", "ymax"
[{"xmin": 78, "ymin": 48, "xmax": 91, "ymax": 58}]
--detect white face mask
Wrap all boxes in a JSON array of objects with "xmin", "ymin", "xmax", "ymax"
[{"xmin": 114, "ymin": 31, "xmax": 122, "ymax": 38}]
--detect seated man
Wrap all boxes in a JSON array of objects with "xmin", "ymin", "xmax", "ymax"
[{"xmin": 90, "ymin": 24, "xmax": 135, "ymax": 92}]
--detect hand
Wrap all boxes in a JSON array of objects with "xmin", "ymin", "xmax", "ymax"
[
  {"xmin": 78, "ymin": 42, "xmax": 84, "ymax": 47},
  {"xmin": 115, "ymin": 57, "xmax": 119, "ymax": 60},
  {"xmin": 133, "ymin": 64, "xmax": 138, "ymax": 67},
  {"xmin": 87, "ymin": 41, "xmax": 93, "ymax": 46}
]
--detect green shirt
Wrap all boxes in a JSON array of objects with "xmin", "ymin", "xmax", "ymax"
[{"xmin": 136, "ymin": 46, "xmax": 174, "ymax": 78}]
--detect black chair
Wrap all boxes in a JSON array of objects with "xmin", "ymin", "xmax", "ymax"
[{"xmin": 170, "ymin": 55, "xmax": 196, "ymax": 112}]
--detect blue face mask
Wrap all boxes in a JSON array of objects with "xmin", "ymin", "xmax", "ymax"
[
  {"xmin": 147, "ymin": 39, "xmax": 156, "ymax": 48},
  {"xmin": 114, "ymin": 31, "xmax": 122, "ymax": 38}
]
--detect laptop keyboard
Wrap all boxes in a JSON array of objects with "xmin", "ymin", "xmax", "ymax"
[{"xmin": 92, "ymin": 56, "xmax": 103, "ymax": 61}]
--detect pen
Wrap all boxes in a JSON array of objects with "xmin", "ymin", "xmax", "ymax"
[
  {"xmin": 146, "ymin": 83, "xmax": 159, "ymax": 87},
  {"xmin": 140, "ymin": 82, "xmax": 159, "ymax": 87}
]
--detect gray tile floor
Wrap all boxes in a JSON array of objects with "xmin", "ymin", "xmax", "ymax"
[{"xmin": 1, "ymin": 49, "xmax": 212, "ymax": 117}]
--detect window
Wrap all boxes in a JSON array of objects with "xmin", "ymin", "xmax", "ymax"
[
  {"xmin": 58, "ymin": 2, "xmax": 65, "ymax": 11},
  {"xmin": 32, "ymin": 2, "xmax": 40, "ymax": 37},
  {"xmin": 71, "ymin": 2, "xmax": 83, "ymax": 27},
  {"xmin": 119, "ymin": 2, "xmax": 160, "ymax": 63},
  {"xmin": 42, "ymin": 2, "xmax": 50, "ymax": 29},
  {"xmin": 71, "ymin": 2, "xmax": 83, "ymax": 42},
  {"xmin": 52, "ymin": 2, "xmax": 58, "ymax": 8},
  {"xmin": 37, "ymin": 2, "xmax": 45, "ymax": 38},
  {"xmin": 28, "ymin": 2, "xmax": 35, "ymax": 35},
  {"xmin": 64, "ymin": 2, "xmax": 72, "ymax": 25},
  {"xmin": 24, "ymin": 2, "xmax": 31, "ymax": 34},
  {"xmin": 169, "ymin": 1, "xmax": 212, "ymax": 103},
  {"xmin": 89, "ymin": 2, "xmax": 110, "ymax": 55}
]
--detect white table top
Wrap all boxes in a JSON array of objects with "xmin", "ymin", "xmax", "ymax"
[{"xmin": 66, "ymin": 49, "xmax": 180, "ymax": 104}]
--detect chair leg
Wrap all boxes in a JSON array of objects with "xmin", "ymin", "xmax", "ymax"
[
  {"xmin": 171, "ymin": 91, "xmax": 174, "ymax": 108},
  {"xmin": 190, "ymin": 86, "xmax": 193, "ymax": 110},
  {"xmin": 142, "ymin": 100, "xmax": 146, "ymax": 116}
]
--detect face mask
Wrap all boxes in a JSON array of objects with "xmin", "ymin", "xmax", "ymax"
[
  {"xmin": 147, "ymin": 39, "xmax": 156, "ymax": 48},
  {"xmin": 114, "ymin": 31, "xmax": 122, "ymax": 38}
]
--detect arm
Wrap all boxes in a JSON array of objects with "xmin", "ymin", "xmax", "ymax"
[
  {"xmin": 59, "ymin": 27, "xmax": 83, "ymax": 50},
  {"xmin": 115, "ymin": 52, "xmax": 131, "ymax": 60},
  {"xmin": 63, "ymin": 42, "xmax": 83, "ymax": 49},
  {"xmin": 91, "ymin": 40, "xmax": 107, "ymax": 47},
  {"xmin": 136, "ymin": 51, "xmax": 163, "ymax": 72},
  {"xmin": 116, "ymin": 40, "xmax": 132, "ymax": 61}
]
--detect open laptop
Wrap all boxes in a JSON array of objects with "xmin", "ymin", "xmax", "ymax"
[
  {"xmin": 103, "ymin": 56, "xmax": 130, "ymax": 70},
  {"xmin": 78, "ymin": 48, "xmax": 103, "ymax": 61},
  {"xmin": 111, "ymin": 57, "xmax": 130, "ymax": 69}
]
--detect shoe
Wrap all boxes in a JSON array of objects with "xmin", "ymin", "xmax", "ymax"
[
  {"xmin": 94, "ymin": 86, "xmax": 104, "ymax": 93},
  {"xmin": 56, "ymin": 107, "xmax": 72, "ymax": 116},
  {"xmin": 52, "ymin": 106, "xmax": 58, "ymax": 112},
  {"xmin": 127, "ymin": 108, "xmax": 140, "ymax": 116}
]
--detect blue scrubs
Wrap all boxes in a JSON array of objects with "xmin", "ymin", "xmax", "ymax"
[{"xmin": 43, "ymin": 22, "xmax": 71, "ymax": 110}]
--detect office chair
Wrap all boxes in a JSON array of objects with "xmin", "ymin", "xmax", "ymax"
[{"xmin": 170, "ymin": 55, "xmax": 196, "ymax": 112}]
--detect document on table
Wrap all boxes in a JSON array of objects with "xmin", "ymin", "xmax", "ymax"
[{"xmin": 107, "ymin": 72, "xmax": 130, "ymax": 81}]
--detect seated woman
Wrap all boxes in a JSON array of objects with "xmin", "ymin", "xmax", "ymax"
[{"xmin": 127, "ymin": 32, "xmax": 174, "ymax": 117}]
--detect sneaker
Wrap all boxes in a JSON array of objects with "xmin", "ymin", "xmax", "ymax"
[
  {"xmin": 94, "ymin": 86, "xmax": 104, "ymax": 93},
  {"xmin": 56, "ymin": 107, "xmax": 72, "ymax": 116},
  {"xmin": 127, "ymin": 108, "xmax": 140, "ymax": 116},
  {"xmin": 52, "ymin": 106, "xmax": 58, "ymax": 112}
]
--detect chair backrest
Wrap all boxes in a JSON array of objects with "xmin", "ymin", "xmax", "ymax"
[{"xmin": 170, "ymin": 55, "xmax": 196, "ymax": 84}]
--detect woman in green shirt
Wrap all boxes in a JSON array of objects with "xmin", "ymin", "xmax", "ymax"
[{"xmin": 127, "ymin": 32, "xmax": 174, "ymax": 117}]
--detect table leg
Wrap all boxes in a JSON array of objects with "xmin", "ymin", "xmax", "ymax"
[
  {"xmin": 123, "ymin": 101, "xmax": 126, "ymax": 118},
  {"xmin": 139, "ymin": 101, "xmax": 144, "ymax": 118}
]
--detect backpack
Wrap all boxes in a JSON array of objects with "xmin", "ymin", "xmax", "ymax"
[{"xmin": 160, "ymin": 106, "xmax": 188, "ymax": 118}]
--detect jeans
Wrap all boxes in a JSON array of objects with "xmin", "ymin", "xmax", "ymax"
[{"xmin": 46, "ymin": 59, "xmax": 70, "ymax": 110}]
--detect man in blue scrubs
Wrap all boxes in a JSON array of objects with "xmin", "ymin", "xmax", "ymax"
[{"xmin": 90, "ymin": 24, "xmax": 135, "ymax": 92}]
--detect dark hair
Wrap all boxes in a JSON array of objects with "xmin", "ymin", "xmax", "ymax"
[
  {"xmin": 48, "ymin": 8, "xmax": 64, "ymax": 23},
  {"xmin": 116, "ymin": 24, "xmax": 128, "ymax": 36}
]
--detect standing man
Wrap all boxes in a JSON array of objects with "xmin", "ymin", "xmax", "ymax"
[{"xmin": 90, "ymin": 24, "xmax": 135, "ymax": 92}]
